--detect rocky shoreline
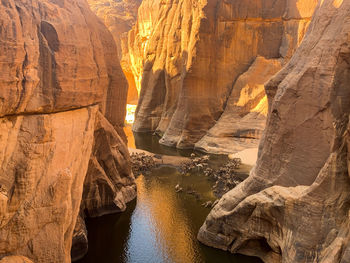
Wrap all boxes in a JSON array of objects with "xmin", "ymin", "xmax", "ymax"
[{"xmin": 130, "ymin": 149, "xmax": 248, "ymax": 200}]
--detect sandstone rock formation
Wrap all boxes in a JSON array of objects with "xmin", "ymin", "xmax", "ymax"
[
  {"xmin": 129, "ymin": 0, "xmax": 318, "ymax": 150},
  {"xmin": 71, "ymin": 215, "xmax": 89, "ymax": 262},
  {"xmin": 82, "ymin": 111, "xmax": 136, "ymax": 217},
  {"xmin": 0, "ymin": 0, "xmax": 135, "ymax": 262},
  {"xmin": 0, "ymin": 107, "xmax": 97, "ymax": 263},
  {"xmin": 0, "ymin": 256, "xmax": 33, "ymax": 263},
  {"xmin": 195, "ymin": 56, "xmax": 282, "ymax": 154},
  {"xmin": 198, "ymin": 0, "xmax": 350, "ymax": 262},
  {"xmin": 87, "ymin": 0, "xmax": 142, "ymax": 104}
]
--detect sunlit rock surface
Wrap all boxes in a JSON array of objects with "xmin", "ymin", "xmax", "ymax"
[
  {"xmin": 0, "ymin": 107, "xmax": 97, "ymax": 263},
  {"xmin": 195, "ymin": 56, "xmax": 282, "ymax": 154},
  {"xmin": 198, "ymin": 0, "xmax": 350, "ymax": 262},
  {"xmin": 0, "ymin": 0, "xmax": 134, "ymax": 262},
  {"xmin": 0, "ymin": 256, "xmax": 33, "ymax": 263},
  {"xmin": 129, "ymin": 0, "xmax": 317, "ymax": 149},
  {"xmin": 87, "ymin": 0, "xmax": 142, "ymax": 104}
]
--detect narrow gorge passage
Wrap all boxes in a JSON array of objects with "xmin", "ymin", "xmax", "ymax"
[{"xmin": 1, "ymin": 0, "xmax": 350, "ymax": 263}]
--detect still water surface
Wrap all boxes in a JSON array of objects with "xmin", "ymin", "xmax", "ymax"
[{"xmin": 78, "ymin": 129, "xmax": 262, "ymax": 263}]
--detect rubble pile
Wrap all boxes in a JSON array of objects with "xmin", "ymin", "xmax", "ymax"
[
  {"xmin": 130, "ymin": 152, "xmax": 158, "ymax": 177},
  {"xmin": 180, "ymin": 155, "xmax": 243, "ymax": 198}
]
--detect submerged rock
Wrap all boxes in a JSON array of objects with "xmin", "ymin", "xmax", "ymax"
[
  {"xmin": 202, "ymin": 201, "xmax": 213, "ymax": 209},
  {"xmin": 175, "ymin": 184, "xmax": 183, "ymax": 193},
  {"xmin": 81, "ymin": 112, "xmax": 137, "ymax": 218},
  {"xmin": 198, "ymin": 1, "xmax": 350, "ymax": 262}
]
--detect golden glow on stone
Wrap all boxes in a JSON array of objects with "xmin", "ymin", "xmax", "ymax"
[
  {"xmin": 333, "ymin": 0, "xmax": 343, "ymax": 8},
  {"xmin": 126, "ymin": 104, "xmax": 137, "ymax": 124}
]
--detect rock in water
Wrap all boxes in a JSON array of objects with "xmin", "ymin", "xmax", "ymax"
[
  {"xmin": 129, "ymin": 0, "xmax": 318, "ymax": 150},
  {"xmin": 81, "ymin": 112, "xmax": 136, "ymax": 217},
  {"xmin": 202, "ymin": 201, "xmax": 213, "ymax": 209},
  {"xmin": 198, "ymin": 1, "xmax": 350, "ymax": 262},
  {"xmin": 130, "ymin": 152, "xmax": 158, "ymax": 177},
  {"xmin": 71, "ymin": 215, "xmax": 88, "ymax": 262},
  {"xmin": 175, "ymin": 184, "xmax": 183, "ymax": 193}
]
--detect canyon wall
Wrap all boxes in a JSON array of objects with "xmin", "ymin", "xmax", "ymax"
[
  {"xmin": 0, "ymin": 0, "xmax": 135, "ymax": 262},
  {"xmin": 198, "ymin": 0, "xmax": 350, "ymax": 262},
  {"xmin": 129, "ymin": 0, "xmax": 318, "ymax": 150},
  {"xmin": 87, "ymin": 0, "xmax": 142, "ymax": 104}
]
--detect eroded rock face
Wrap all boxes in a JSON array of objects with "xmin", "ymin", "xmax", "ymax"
[
  {"xmin": 0, "ymin": 0, "xmax": 134, "ymax": 262},
  {"xmin": 71, "ymin": 215, "xmax": 89, "ymax": 262},
  {"xmin": 87, "ymin": 0, "xmax": 142, "ymax": 104},
  {"xmin": 71, "ymin": 112, "xmax": 137, "ymax": 261},
  {"xmin": 0, "ymin": 0, "xmax": 128, "ymax": 127},
  {"xmin": 129, "ymin": 0, "xmax": 317, "ymax": 149},
  {"xmin": 198, "ymin": 1, "xmax": 350, "ymax": 262},
  {"xmin": 0, "ymin": 256, "xmax": 33, "ymax": 263},
  {"xmin": 0, "ymin": 107, "xmax": 97, "ymax": 263},
  {"xmin": 195, "ymin": 56, "xmax": 282, "ymax": 154},
  {"xmin": 82, "ymin": 111, "xmax": 136, "ymax": 217}
]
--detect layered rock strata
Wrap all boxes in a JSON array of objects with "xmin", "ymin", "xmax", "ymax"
[
  {"xmin": 87, "ymin": 0, "xmax": 142, "ymax": 104},
  {"xmin": 0, "ymin": 0, "xmax": 135, "ymax": 262},
  {"xmin": 129, "ymin": 0, "xmax": 318, "ymax": 150},
  {"xmin": 82, "ymin": 111, "xmax": 136, "ymax": 218},
  {"xmin": 198, "ymin": 0, "xmax": 350, "ymax": 262},
  {"xmin": 195, "ymin": 56, "xmax": 282, "ymax": 154}
]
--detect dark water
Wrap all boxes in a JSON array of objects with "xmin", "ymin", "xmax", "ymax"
[
  {"xmin": 133, "ymin": 131, "xmax": 194, "ymax": 157},
  {"xmin": 77, "ymin": 130, "xmax": 262, "ymax": 263},
  {"xmin": 125, "ymin": 126, "xmax": 204, "ymax": 157}
]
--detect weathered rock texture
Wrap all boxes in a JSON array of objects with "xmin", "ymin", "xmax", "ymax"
[
  {"xmin": 0, "ymin": 107, "xmax": 97, "ymax": 263},
  {"xmin": 87, "ymin": 0, "xmax": 142, "ymax": 104},
  {"xmin": 198, "ymin": 0, "xmax": 350, "ymax": 262},
  {"xmin": 82, "ymin": 111, "xmax": 136, "ymax": 217},
  {"xmin": 71, "ymin": 215, "xmax": 89, "ymax": 262},
  {"xmin": 0, "ymin": 0, "xmax": 135, "ymax": 262},
  {"xmin": 195, "ymin": 56, "xmax": 282, "ymax": 154},
  {"xmin": 129, "ymin": 0, "xmax": 318, "ymax": 149},
  {"xmin": 0, "ymin": 256, "xmax": 33, "ymax": 263}
]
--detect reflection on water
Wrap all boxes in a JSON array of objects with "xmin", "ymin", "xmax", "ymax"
[
  {"xmin": 78, "ymin": 166, "xmax": 262, "ymax": 263},
  {"xmin": 77, "ymin": 128, "xmax": 261, "ymax": 263},
  {"xmin": 124, "ymin": 125, "xmax": 254, "ymax": 174},
  {"xmin": 124, "ymin": 125, "xmax": 195, "ymax": 157}
]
